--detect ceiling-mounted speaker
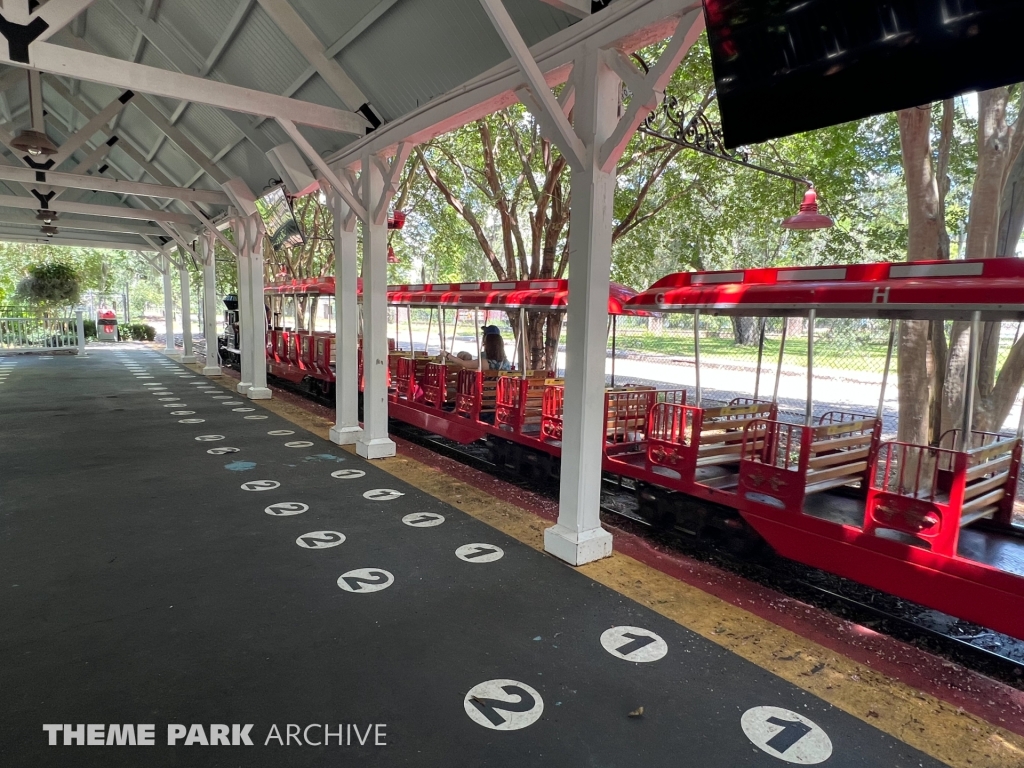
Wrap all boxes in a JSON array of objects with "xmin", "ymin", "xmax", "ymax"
[{"xmin": 266, "ymin": 143, "xmax": 319, "ymax": 198}]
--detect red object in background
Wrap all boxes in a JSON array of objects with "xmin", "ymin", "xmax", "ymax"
[
  {"xmin": 782, "ymin": 187, "xmax": 833, "ymax": 230},
  {"xmin": 387, "ymin": 245, "xmax": 399, "ymax": 263},
  {"xmin": 387, "ymin": 210, "xmax": 407, "ymax": 230}
]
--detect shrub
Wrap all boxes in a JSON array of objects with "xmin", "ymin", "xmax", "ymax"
[
  {"xmin": 118, "ymin": 323, "xmax": 156, "ymax": 341},
  {"xmin": 16, "ymin": 262, "xmax": 81, "ymax": 309},
  {"xmin": 82, "ymin": 319, "xmax": 96, "ymax": 339}
]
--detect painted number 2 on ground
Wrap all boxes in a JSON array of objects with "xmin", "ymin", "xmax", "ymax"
[
  {"xmin": 296, "ymin": 531, "xmax": 345, "ymax": 549},
  {"xmin": 740, "ymin": 706, "xmax": 833, "ymax": 764},
  {"xmin": 337, "ymin": 568, "xmax": 394, "ymax": 593},
  {"xmin": 464, "ymin": 679, "xmax": 543, "ymax": 731}
]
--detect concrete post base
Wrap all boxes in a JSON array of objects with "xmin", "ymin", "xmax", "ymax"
[
  {"xmin": 180, "ymin": 354, "xmax": 197, "ymax": 364},
  {"xmin": 330, "ymin": 425, "xmax": 363, "ymax": 445},
  {"xmin": 356, "ymin": 437, "xmax": 396, "ymax": 460},
  {"xmin": 237, "ymin": 382, "xmax": 252, "ymax": 394},
  {"xmin": 543, "ymin": 524, "xmax": 613, "ymax": 566},
  {"xmin": 202, "ymin": 365, "xmax": 222, "ymax": 377},
  {"xmin": 247, "ymin": 387, "xmax": 272, "ymax": 400}
]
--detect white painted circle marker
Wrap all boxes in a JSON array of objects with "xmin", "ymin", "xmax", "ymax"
[
  {"xmin": 284, "ymin": 440, "xmax": 314, "ymax": 448},
  {"xmin": 179, "ymin": 418, "xmax": 205, "ymax": 423},
  {"xmin": 740, "ymin": 707, "xmax": 833, "ymax": 764},
  {"xmin": 194, "ymin": 435, "xmax": 225, "ymax": 442},
  {"xmin": 264, "ymin": 501, "xmax": 308, "ymax": 515},
  {"xmin": 143, "ymin": 383, "xmax": 161, "ymax": 387},
  {"xmin": 242, "ymin": 480, "xmax": 281, "ymax": 492},
  {"xmin": 207, "ymin": 446, "xmax": 240, "ymax": 455},
  {"xmin": 464, "ymin": 679, "xmax": 543, "ymax": 731},
  {"xmin": 232, "ymin": 407, "xmax": 255, "ymax": 412},
  {"xmin": 362, "ymin": 488, "xmax": 403, "ymax": 501},
  {"xmin": 331, "ymin": 469, "xmax": 365, "ymax": 479},
  {"xmin": 337, "ymin": 568, "xmax": 393, "ymax": 593},
  {"xmin": 162, "ymin": 403, "xmax": 186, "ymax": 407},
  {"xmin": 244, "ymin": 415, "xmax": 268, "ymax": 420},
  {"xmin": 456, "ymin": 543, "xmax": 504, "ymax": 563},
  {"xmin": 158, "ymin": 397, "xmax": 178, "ymax": 401},
  {"xmin": 268, "ymin": 429, "xmax": 294, "ymax": 436},
  {"xmin": 402, "ymin": 512, "xmax": 445, "ymax": 528},
  {"xmin": 599, "ymin": 626, "xmax": 668, "ymax": 662},
  {"xmin": 296, "ymin": 531, "xmax": 346, "ymax": 549},
  {"xmin": 170, "ymin": 411, "xmax": 195, "ymax": 415},
  {"xmin": 213, "ymin": 395, "xmax": 231, "ymax": 399},
  {"xmin": 221, "ymin": 400, "xmax": 243, "ymax": 405}
]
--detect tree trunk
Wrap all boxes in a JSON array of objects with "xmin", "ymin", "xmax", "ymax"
[
  {"xmin": 897, "ymin": 106, "xmax": 941, "ymax": 445},
  {"xmin": 731, "ymin": 316, "xmax": 758, "ymax": 345},
  {"xmin": 965, "ymin": 88, "xmax": 1011, "ymax": 260}
]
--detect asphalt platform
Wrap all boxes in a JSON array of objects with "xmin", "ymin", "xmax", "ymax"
[{"xmin": 0, "ymin": 347, "xmax": 949, "ymax": 766}]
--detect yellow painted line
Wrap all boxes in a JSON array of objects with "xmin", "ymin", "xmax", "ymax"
[{"xmin": 182, "ymin": 358, "xmax": 1024, "ymax": 768}]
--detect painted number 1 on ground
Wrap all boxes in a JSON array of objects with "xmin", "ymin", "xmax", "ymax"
[
  {"xmin": 362, "ymin": 489, "xmax": 403, "ymax": 501},
  {"xmin": 599, "ymin": 626, "xmax": 668, "ymax": 663},
  {"xmin": 740, "ymin": 706, "xmax": 833, "ymax": 764}
]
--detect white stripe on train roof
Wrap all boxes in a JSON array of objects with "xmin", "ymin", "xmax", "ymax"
[
  {"xmin": 691, "ymin": 271, "xmax": 743, "ymax": 284},
  {"xmin": 889, "ymin": 262, "xmax": 984, "ymax": 278},
  {"xmin": 777, "ymin": 267, "xmax": 847, "ymax": 281}
]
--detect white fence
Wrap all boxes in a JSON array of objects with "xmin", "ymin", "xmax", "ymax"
[{"xmin": 0, "ymin": 312, "xmax": 85, "ymax": 352}]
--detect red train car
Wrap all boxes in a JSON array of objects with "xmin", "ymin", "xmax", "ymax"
[{"xmin": 238, "ymin": 261, "xmax": 1024, "ymax": 642}]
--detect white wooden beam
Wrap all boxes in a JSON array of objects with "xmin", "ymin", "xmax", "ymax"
[
  {"xmin": 130, "ymin": 96, "xmax": 230, "ymax": 184},
  {"xmin": 326, "ymin": 0, "xmax": 692, "ymax": 171},
  {"xmin": 49, "ymin": 91, "xmax": 133, "ymax": 166},
  {"xmin": 277, "ymin": 117, "xmax": 366, "ymax": 221},
  {"xmin": 256, "ymin": 0, "xmax": 368, "ymax": 111},
  {"xmin": 34, "ymin": 0, "xmax": 100, "ymax": 43},
  {"xmin": 372, "ymin": 142, "xmax": 410, "ymax": 223},
  {"xmin": 20, "ymin": 41, "xmax": 371, "ymax": 134},
  {"xmin": 0, "ymin": 193, "xmax": 196, "ymax": 224},
  {"xmin": 183, "ymin": 201, "xmax": 238, "ymax": 256},
  {"xmin": 597, "ymin": 12, "xmax": 704, "ymax": 172},
  {"xmin": 326, "ymin": 0, "xmax": 399, "ymax": 57},
  {"xmin": 0, "ymin": 231, "xmax": 159, "ymax": 250},
  {"xmin": 202, "ymin": 0, "xmax": 254, "ymax": 76},
  {"xmin": 0, "ymin": 210, "xmax": 172, "ymax": 237},
  {"xmin": 0, "ymin": 165, "xmax": 230, "ymax": 204},
  {"xmin": 479, "ymin": 0, "xmax": 584, "ymax": 169}
]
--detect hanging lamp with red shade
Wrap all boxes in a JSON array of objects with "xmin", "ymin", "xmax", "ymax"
[{"xmin": 782, "ymin": 187, "xmax": 834, "ymax": 230}]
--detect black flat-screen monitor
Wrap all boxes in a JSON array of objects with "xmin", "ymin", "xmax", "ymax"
[
  {"xmin": 704, "ymin": 0, "xmax": 1024, "ymax": 148},
  {"xmin": 255, "ymin": 183, "xmax": 305, "ymax": 251}
]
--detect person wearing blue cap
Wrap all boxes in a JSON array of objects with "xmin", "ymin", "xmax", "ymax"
[{"xmin": 445, "ymin": 324, "xmax": 512, "ymax": 371}]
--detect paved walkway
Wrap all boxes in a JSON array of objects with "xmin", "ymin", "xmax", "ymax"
[{"xmin": 0, "ymin": 347, "xmax": 952, "ymax": 766}]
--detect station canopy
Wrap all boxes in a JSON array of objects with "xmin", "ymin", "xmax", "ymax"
[{"xmin": 0, "ymin": 0, "xmax": 592, "ymax": 254}]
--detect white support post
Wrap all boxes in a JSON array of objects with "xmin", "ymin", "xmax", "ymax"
[
  {"xmin": 235, "ymin": 219, "xmax": 253, "ymax": 394},
  {"xmin": 245, "ymin": 214, "xmax": 272, "ymax": 400},
  {"xmin": 75, "ymin": 309, "xmax": 86, "ymax": 355},
  {"xmin": 179, "ymin": 261, "xmax": 196, "ymax": 363},
  {"xmin": 328, "ymin": 187, "xmax": 363, "ymax": 445},
  {"xmin": 356, "ymin": 155, "xmax": 396, "ymax": 459},
  {"xmin": 161, "ymin": 254, "xmax": 177, "ymax": 357},
  {"xmin": 543, "ymin": 45, "xmax": 618, "ymax": 566},
  {"xmin": 201, "ymin": 233, "xmax": 222, "ymax": 376}
]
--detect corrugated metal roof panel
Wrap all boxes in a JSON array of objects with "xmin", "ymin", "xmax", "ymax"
[
  {"xmin": 211, "ymin": 3, "xmax": 310, "ymax": 98},
  {"xmin": 336, "ymin": 0, "xmax": 575, "ymax": 121},
  {"xmin": 288, "ymin": 0, "xmax": 385, "ymax": 50},
  {"xmin": 156, "ymin": 0, "xmax": 238, "ymax": 67}
]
